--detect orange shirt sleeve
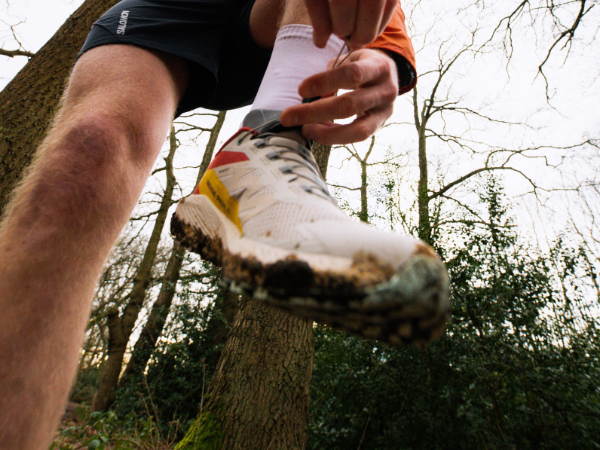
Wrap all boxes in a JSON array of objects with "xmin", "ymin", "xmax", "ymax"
[{"xmin": 366, "ymin": 1, "xmax": 417, "ymax": 95}]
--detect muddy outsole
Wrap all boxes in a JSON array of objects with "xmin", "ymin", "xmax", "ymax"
[{"xmin": 171, "ymin": 214, "xmax": 450, "ymax": 347}]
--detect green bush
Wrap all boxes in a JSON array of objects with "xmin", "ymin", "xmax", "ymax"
[{"xmin": 307, "ymin": 180, "xmax": 600, "ymax": 450}]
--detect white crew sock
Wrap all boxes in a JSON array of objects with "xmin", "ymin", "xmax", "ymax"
[{"xmin": 250, "ymin": 24, "xmax": 345, "ymax": 113}]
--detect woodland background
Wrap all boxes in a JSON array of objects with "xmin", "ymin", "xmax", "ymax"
[{"xmin": 1, "ymin": 0, "xmax": 600, "ymax": 449}]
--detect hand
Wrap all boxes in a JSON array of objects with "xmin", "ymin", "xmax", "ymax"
[
  {"xmin": 280, "ymin": 48, "xmax": 399, "ymax": 146},
  {"xmin": 305, "ymin": 0, "xmax": 398, "ymax": 49}
]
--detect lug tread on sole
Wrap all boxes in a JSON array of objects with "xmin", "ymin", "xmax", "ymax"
[{"xmin": 172, "ymin": 214, "xmax": 450, "ymax": 347}]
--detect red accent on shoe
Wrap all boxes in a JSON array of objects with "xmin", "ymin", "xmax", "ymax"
[
  {"xmin": 191, "ymin": 128, "xmax": 256, "ymax": 195},
  {"xmin": 216, "ymin": 127, "xmax": 255, "ymax": 155},
  {"xmin": 208, "ymin": 151, "xmax": 250, "ymax": 170}
]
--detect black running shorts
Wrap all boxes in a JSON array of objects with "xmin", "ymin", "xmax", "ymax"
[{"xmin": 79, "ymin": 0, "xmax": 273, "ymax": 115}]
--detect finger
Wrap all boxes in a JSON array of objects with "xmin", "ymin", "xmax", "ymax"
[
  {"xmin": 284, "ymin": 85, "xmax": 391, "ymax": 126},
  {"xmin": 328, "ymin": 0, "xmax": 357, "ymax": 40},
  {"xmin": 303, "ymin": 105, "xmax": 393, "ymax": 145},
  {"xmin": 379, "ymin": 0, "xmax": 398, "ymax": 36},
  {"xmin": 350, "ymin": 0, "xmax": 385, "ymax": 49},
  {"xmin": 298, "ymin": 55, "xmax": 389, "ymax": 99},
  {"xmin": 304, "ymin": 0, "xmax": 333, "ymax": 48}
]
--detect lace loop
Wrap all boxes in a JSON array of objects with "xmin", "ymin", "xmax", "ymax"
[{"xmin": 253, "ymin": 133, "xmax": 337, "ymax": 204}]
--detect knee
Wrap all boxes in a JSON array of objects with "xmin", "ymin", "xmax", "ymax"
[
  {"xmin": 32, "ymin": 116, "xmax": 140, "ymax": 216},
  {"xmin": 49, "ymin": 115, "xmax": 131, "ymax": 174},
  {"xmin": 51, "ymin": 110, "xmax": 157, "ymax": 175},
  {"xmin": 39, "ymin": 113, "xmax": 150, "ymax": 206},
  {"xmin": 4, "ymin": 116, "xmax": 139, "ymax": 234},
  {"xmin": 63, "ymin": 45, "xmax": 183, "ymax": 150}
]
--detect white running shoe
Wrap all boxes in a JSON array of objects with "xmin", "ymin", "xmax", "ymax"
[{"xmin": 171, "ymin": 112, "xmax": 450, "ymax": 346}]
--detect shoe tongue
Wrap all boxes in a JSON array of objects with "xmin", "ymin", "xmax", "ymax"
[
  {"xmin": 243, "ymin": 109, "xmax": 309, "ymax": 147},
  {"xmin": 242, "ymin": 109, "xmax": 284, "ymax": 130}
]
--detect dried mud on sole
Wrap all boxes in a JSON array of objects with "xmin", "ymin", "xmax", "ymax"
[{"xmin": 171, "ymin": 214, "xmax": 450, "ymax": 346}]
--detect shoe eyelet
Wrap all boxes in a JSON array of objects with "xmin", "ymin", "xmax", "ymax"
[{"xmin": 254, "ymin": 139, "xmax": 267, "ymax": 148}]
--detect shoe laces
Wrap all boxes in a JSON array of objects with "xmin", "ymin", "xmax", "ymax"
[
  {"xmin": 251, "ymin": 132, "xmax": 338, "ymax": 205},
  {"xmin": 239, "ymin": 41, "xmax": 353, "ymax": 207}
]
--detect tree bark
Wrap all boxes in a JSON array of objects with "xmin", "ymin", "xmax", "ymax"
[
  {"xmin": 413, "ymin": 87, "xmax": 431, "ymax": 244},
  {"xmin": 91, "ymin": 126, "xmax": 178, "ymax": 411},
  {"xmin": 175, "ymin": 142, "xmax": 332, "ymax": 450},
  {"xmin": 206, "ymin": 288, "xmax": 241, "ymax": 366},
  {"xmin": 175, "ymin": 296, "xmax": 314, "ymax": 450},
  {"xmin": 0, "ymin": 0, "xmax": 120, "ymax": 214},
  {"xmin": 119, "ymin": 240, "xmax": 186, "ymax": 382},
  {"xmin": 358, "ymin": 136, "xmax": 375, "ymax": 224},
  {"xmin": 312, "ymin": 142, "xmax": 332, "ymax": 178},
  {"xmin": 120, "ymin": 111, "xmax": 227, "ymax": 382}
]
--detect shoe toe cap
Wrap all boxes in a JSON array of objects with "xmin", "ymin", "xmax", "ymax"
[{"xmin": 297, "ymin": 219, "xmax": 425, "ymax": 268}]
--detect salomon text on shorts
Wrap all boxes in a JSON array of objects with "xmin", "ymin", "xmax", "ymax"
[{"xmin": 79, "ymin": 0, "xmax": 273, "ymax": 115}]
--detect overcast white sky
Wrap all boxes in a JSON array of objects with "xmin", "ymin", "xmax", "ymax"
[{"xmin": 2, "ymin": 0, "xmax": 600, "ymax": 249}]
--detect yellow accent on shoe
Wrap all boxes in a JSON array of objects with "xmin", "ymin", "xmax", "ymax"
[{"xmin": 197, "ymin": 169, "xmax": 243, "ymax": 234}]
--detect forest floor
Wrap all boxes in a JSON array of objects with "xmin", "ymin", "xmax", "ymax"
[{"xmin": 50, "ymin": 403, "xmax": 173, "ymax": 450}]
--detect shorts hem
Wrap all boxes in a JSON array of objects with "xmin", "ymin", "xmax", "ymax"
[{"xmin": 78, "ymin": 25, "xmax": 219, "ymax": 115}]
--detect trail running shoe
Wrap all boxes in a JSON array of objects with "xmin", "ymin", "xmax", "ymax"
[{"xmin": 171, "ymin": 110, "xmax": 450, "ymax": 346}]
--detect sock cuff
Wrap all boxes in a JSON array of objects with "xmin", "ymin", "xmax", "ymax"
[
  {"xmin": 249, "ymin": 24, "xmax": 347, "ymax": 114},
  {"xmin": 276, "ymin": 24, "xmax": 346, "ymax": 56}
]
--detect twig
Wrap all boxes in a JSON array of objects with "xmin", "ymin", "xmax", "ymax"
[
  {"xmin": 357, "ymin": 417, "xmax": 370, "ymax": 450},
  {"xmin": 0, "ymin": 48, "xmax": 34, "ymax": 58}
]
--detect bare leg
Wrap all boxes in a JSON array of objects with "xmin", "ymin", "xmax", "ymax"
[
  {"xmin": 0, "ymin": 44, "xmax": 188, "ymax": 450},
  {"xmin": 249, "ymin": 0, "xmax": 312, "ymax": 49}
]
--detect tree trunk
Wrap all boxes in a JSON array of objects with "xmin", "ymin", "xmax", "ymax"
[
  {"xmin": 121, "ymin": 111, "xmax": 227, "ymax": 382},
  {"xmin": 359, "ymin": 160, "xmax": 368, "ymax": 223},
  {"xmin": 120, "ymin": 240, "xmax": 186, "ymax": 382},
  {"xmin": 91, "ymin": 126, "xmax": 178, "ymax": 411},
  {"xmin": 175, "ymin": 296, "xmax": 314, "ymax": 450},
  {"xmin": 0, "ymin": 0, "xmax": 120, "ymax": 213},
  {"xmin": 358, "ymin": 136, "xmax": 376, "ymax": 224},
  {"xmin": 414, "ymin": 87, "xmax": 431, "ymax": 243},
  {"xmin": 417, "ymin": 127, "xmax": 429, "ymax": 241},
  {"xmin": 175, "ymin": 142, "xmax": 332, "ymax": 450},
  {"xmin": 312, "ymin": 142, "xmax": 331, "ymax": 178},
  {"xmin": 206, "ymin": 288, "xmax": 241, "ymax": 367}
]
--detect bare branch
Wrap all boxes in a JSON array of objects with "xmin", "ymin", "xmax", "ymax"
[
  {"xmin": 0, "ymin": 48, "xmax": 34, "ymax": 58},
  {"xmin": 329, "ymin": 183, "xmax": 361, "ymax": 191},
  {"xmin": 1, "ymin": 19, "xmax": 34, "ymax": 58},
  {"xmin": 538, "ymin": 1, "xmax": 592, "ymax": 74},
  {"xmin": 429, "ymin": 166, "xmax": 537, "ymax": 200}
]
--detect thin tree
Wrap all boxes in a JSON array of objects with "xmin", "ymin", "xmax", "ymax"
[
  {"xmin": 330, "ymin": 135, "xmax": 401, "ymax": 224},
  {"xmin": 121, "ymin": 111, "xmax": 228, "ymax": 383},
  {"xmin": 70, "ymin": 237, "xmax": 146, "ymax": 400},
  {"xmin": 405, "ymin": 31, "xmax": 571, "ymax": 244},
  {"xmin": 92, "ymin": 125, "xmax": 180, "ymax": 411}
]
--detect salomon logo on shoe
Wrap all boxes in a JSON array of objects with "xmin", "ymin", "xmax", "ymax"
[{"xmin": 117, "ymin": 10, "xmax": 129, "ymax": 35}]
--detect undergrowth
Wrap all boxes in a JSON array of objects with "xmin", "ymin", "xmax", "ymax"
[{"xmin": 50, "ymin": 404, "xmax": 181, "ymax": 450}]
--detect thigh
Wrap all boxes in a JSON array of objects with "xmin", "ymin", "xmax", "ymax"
[
  {"xmin": 203, "ymin": 0, "xmax": 274, "ymax": 111},
  {"xmin": 64, "ymin": 44, "xmax": 188, "ymax": 161},
  {"xmin": 79, "ymin": 0, "xmax": 251, "ymax": 115}
]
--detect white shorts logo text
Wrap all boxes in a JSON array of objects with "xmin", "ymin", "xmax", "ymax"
[{"xmin": 117, "ymin": 10, "xmax": 129, "ymax": 35}]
